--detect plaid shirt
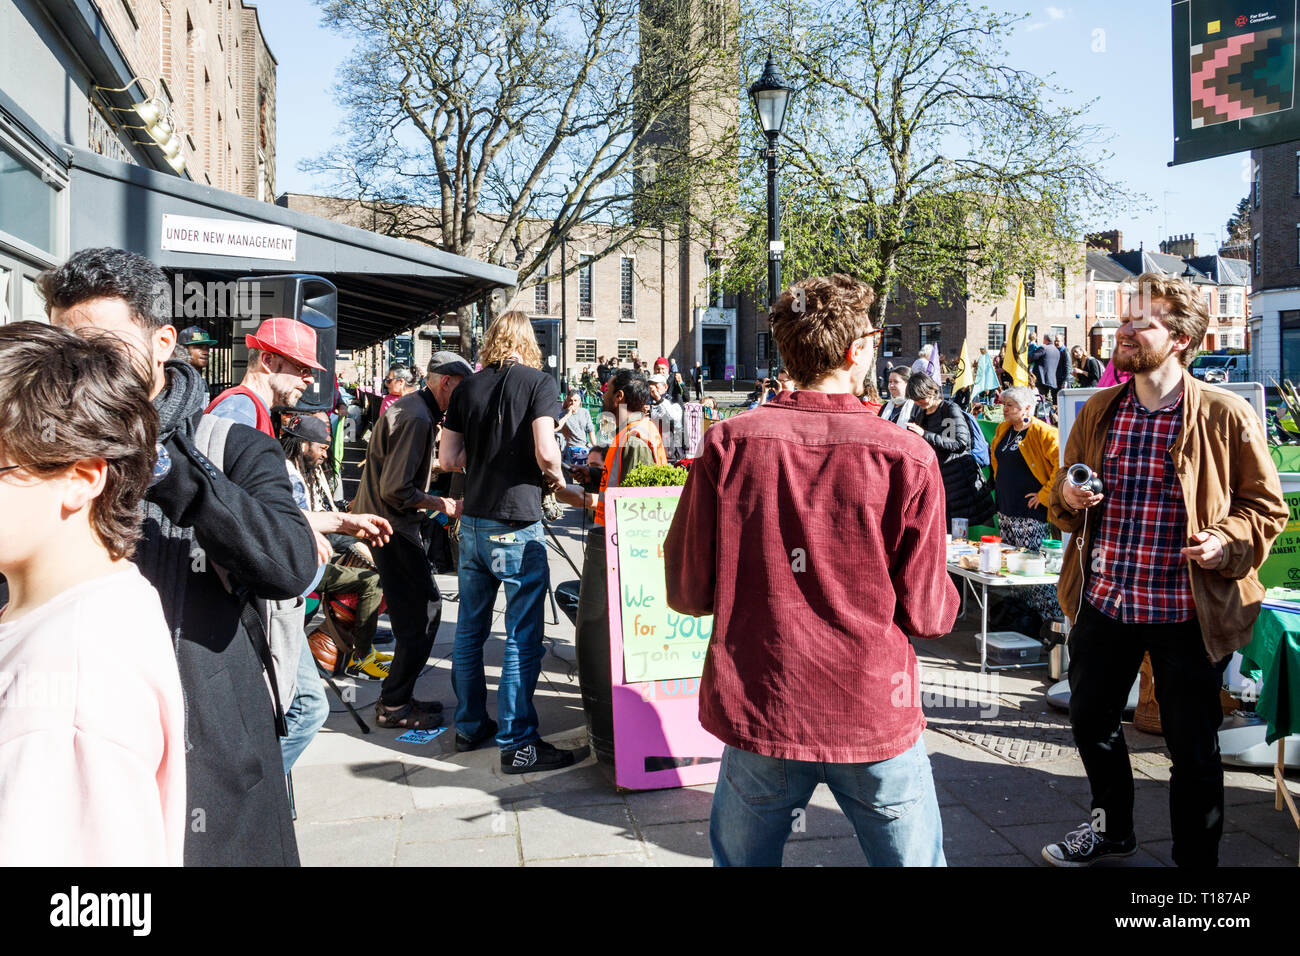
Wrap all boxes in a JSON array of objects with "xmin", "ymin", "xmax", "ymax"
[{"xmin": 1084, "ymin": 387, "xmax": 1193, "ymax": 623}]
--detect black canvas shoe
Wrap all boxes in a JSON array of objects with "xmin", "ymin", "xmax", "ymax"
[
  {"xmin": 1042, "ymin": 822, "xmax": 1138, "ymax": 867},
  {"xmin": 455, "ymin": 718, "xmax": 498, "ymax": 753},
  {"xmin": 500, "ymin": 740, "xmax": 585, "ymax": 775}
]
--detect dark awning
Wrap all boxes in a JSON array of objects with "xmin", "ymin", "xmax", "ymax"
[{"xmin": 64, "ymin": 147, "xmax": 515, "ymax": 350}]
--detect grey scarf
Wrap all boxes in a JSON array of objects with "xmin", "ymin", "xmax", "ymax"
[{"xmin": 133, "ymin": 360, "xmax": 208, "ymax": 751}]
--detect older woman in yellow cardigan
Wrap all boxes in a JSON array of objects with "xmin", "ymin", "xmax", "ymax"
[{"xmin": 991, "ymin": 386, "xmax": 1062, "ymax": 619}]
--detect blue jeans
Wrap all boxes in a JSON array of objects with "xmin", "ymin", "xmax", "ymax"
[
  {"xmin": 452, "ymin": 517, "xmax": 550, "ymax": 751},
  {"xmin": 281, "ymin": 631, "xmax": 329, "ymax": 775},
  {"xmin": 710, "ymin": 736, "xmax": 946, "ymax": 866}
]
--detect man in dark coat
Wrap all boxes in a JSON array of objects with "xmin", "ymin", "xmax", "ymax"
[{"xmin": 42, "ymin": 248, "xmax": 319, "ymax": 866}]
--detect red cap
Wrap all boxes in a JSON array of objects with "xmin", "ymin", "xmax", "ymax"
[
  {"xmin": 654, "ymin": 356, "xmax": 670, "ymax": 368},
  {"xmin": 245, "ymin": 318, "xmax": 325, "ymax": 371}
]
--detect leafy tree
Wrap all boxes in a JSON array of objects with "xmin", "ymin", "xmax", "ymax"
[
  {"xmin": 1225, "ymin": 195, "xmax": 1251, "ymax": 243},
  {"xmin": 722, "ymin": 0, "xmax": 1139, "ymax": 325}
]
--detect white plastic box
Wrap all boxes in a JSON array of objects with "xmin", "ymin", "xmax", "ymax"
[{"xmin": 978, "ymin": 631, "xmax": 1042, "ymax": 665}]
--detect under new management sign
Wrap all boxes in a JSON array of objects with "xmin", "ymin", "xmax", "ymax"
[{"xmin": 160, "ymin": 213, "xmax": 298, "ymax": 261}]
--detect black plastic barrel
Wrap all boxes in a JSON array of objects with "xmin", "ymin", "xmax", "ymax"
[{"xmin": 574, "ymin": 533, "xmax": 615, "ymax": 764}]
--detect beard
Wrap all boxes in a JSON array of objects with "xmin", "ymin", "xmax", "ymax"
[{"xmin": 1113, "ymin": 337, "xmax": 1174, "ymax": 374}]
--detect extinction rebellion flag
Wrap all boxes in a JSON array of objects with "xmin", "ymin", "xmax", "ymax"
[{"xmin": 1171, "ymin": 0, "xmax": 1300, "ymax": 164}]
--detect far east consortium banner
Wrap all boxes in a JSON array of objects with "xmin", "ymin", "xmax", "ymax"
[{"xmin": 1172, "ymin": 1, "xmax": 1300, "ymax": 164}]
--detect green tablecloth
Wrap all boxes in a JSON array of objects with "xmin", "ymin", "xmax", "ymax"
[{"xmin": 1241, "ymin": 605, "xmax": 1300, "ymax": 744}]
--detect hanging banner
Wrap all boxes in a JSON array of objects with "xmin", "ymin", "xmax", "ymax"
[{"xmin": 1172, "ymin": 0, "xmax": 1300, "ymax": 165}]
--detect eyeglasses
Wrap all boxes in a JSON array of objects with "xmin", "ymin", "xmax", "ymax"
[{"xmin": 0, "ymin": 464, "xmax": 23, "ymax": 476}]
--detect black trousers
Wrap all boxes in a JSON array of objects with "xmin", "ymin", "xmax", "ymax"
[
  {"xmin": 372, "ymin": 532, "xmax": 442, "ymax": 707},
  {"xmin": 1068, "ymin": 601, "xmax": 1229, "ymax": 866}
]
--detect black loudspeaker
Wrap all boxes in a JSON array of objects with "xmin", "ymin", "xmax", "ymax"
[
  {"xmin": 531, "ymin": 318, "xmax": 562, "ymax": 393},
  {"xmin": 236, "ymin": 274, "xmax": 338, "ymax": 412}
]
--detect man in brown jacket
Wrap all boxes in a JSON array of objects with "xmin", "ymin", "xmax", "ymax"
[
  {"xmin": 353, "ymin": 351, "xmax": 471, "ymax": 729},
  {"xmin": 1042, "ymin": 272, "xmax": 1286, "ymax": 867}
]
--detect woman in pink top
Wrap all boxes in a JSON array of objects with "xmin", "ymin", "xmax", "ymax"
[
  {"xmin": 0, "ymin": 323, "xmax": 185, "ymax": 866},
  {"xmin": 378, "ymin": 365, "xmax": 415, "ymax": 417}
]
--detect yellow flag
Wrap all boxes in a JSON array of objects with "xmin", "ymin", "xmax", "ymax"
[
  {"xmin": 952, "ymin": 340, "xmax": 973, "ymax": 391},
  {"xmin": 1002, "ymin": 277, "xmax": 1031, "ymax": 388}
]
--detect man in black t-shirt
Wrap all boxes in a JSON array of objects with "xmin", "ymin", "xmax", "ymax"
[{"xmin": 439, "ymin": 311, "xmax": 583, "ymax": 774}]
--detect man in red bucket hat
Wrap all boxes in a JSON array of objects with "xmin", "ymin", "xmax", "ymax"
[{"xmin": 207, "ymin": 317, "xmax": 325, "ymax": 436}]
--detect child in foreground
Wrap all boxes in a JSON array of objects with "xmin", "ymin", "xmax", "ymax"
[{"xmin": 0, "ymin": 322, "xmax": 185, "ymax": 865}]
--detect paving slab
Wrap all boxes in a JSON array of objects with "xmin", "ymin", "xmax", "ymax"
[
  {"xmin": 939, "ymin": 804, "xmax": 1021, "ymax": 862},
  {"xmin": 396, "ymin": 835, "xmax": 520, "ymax": 867},
  {"xmin": 782, "ymin": 837, "xmax": 869, "ymax": 867},
  {"xmin": 397, "ymin": 804, "xmax": 516, "ymax": 843},
  {"xmin": 296, "ymin": 817, "xmax": 400, "ymax": 867},
  {"xmin": 515, "ymin": 800, "xmax": 642, "ymax": 861},
  {"xmin": 527, "ymin": 850, "xmax": 654, "ymax": 866},
  {"xmin": 638, "ymin": 821, "xmax": 713, "ymax": 866},
  {"xmin": 625, "ymin": 785, "xmax": 715, "ymax": 826},
  {"xmin": 290, "ymin": 761, "xmax": 412, "ymax": 822}
]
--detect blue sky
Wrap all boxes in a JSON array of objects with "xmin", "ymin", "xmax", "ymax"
[{"xmin": 259, "ymin": 1, "xmax": 1247, "ymax": 255}]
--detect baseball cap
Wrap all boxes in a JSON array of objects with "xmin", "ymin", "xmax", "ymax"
[
  {"xmin": 179, "ymin": 325, "xmax": 217, "ymax": 347},
  {"xmin": 246, "ymin": 317, "xmax": 325, "ymax": 370},
  {"xmin": 427, "ymin": 350, "xmax": 474, "ymax": 377},
  {"xmin": 649, "ymin": 373, "xmax": 668, "ymax": 386},
  {"xmin": 282, "ymin": 414, "xmax": 331, "ymax": 444}
]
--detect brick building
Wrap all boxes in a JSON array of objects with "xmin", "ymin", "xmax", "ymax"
[
  {"xmin": 1248, "ymin": 140, "xmax": 1300, "ymax": 383},
  {"xmin": 1, "ymin": 0, "xmax": 278, "ymax": 326},
  {"xmin": 84, "ymin": 0, "xmax": 276, "ymax": 198}
]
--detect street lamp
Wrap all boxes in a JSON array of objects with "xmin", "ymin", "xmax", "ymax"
[
  {"xmin": 749, "ymin": 52, "xmax": 794, "ymax": 309},
  {"xmin": 559, "ymin": 232, "xmax": 568, "ymax": 382}
]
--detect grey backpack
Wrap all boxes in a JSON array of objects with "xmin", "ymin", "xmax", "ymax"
[{"xmin": 192, "ymin": 415, "xmax": 306, "ymax": 727}]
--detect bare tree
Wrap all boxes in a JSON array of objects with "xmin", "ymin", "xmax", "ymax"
[{"xmin": 307, "ymin": 0, "xmax": 739, "ymax": 346}]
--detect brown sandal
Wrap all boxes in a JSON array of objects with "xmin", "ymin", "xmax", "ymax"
[{"xmin": 376, "ymin": 701, "xmax": 444, "ymax": 730}]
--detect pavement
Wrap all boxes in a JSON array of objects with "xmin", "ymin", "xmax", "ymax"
[{"xmin": 292, "ymin": 509, "xmax": 1299, "ymax": 867}]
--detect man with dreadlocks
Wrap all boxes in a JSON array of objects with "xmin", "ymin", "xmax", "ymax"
[{"xmin": 280, "ymin": 415, "xmax": 394, "ymax": 687}]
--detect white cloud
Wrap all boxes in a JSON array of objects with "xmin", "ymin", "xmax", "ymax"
[{"xmin": 1046, "ymin": 5, "xmax": 1068, "ymax": 18}]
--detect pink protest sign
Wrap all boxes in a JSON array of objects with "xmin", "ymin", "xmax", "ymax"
[{"xmin": 604, "ymin": 486, "xmax": 723, "ymax": 790}]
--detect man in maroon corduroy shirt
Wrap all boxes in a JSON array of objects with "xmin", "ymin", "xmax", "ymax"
[{"xmin": 664, "ymin": 273, "xmax": 958, "ymax": 867}]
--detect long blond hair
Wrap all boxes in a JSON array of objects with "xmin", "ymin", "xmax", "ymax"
[{"xmin": 480, "ymin": 310, "xmax": 542, "ymax": 369}]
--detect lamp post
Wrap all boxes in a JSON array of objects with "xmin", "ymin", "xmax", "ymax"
[
  {"xmin": 559, "ymin": 232, "xmax": 568, "ymax": 383},
  {"xmin": 749, "ymin": 53, "xmax": 793, "ymax": 310}
]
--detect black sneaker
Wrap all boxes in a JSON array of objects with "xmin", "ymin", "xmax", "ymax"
[
  {"xmin": 455, "ymin": 718, "xmax": 498, "ymax": 753},
  {"xmin": 1041, "ymin": 822, "xmax": 1138, "ymax": 867},
  {"xmin": 500, "ymin": 740, "xmax": 585, "ymax": 775}
]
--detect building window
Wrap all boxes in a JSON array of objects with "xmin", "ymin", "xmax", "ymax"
[
  {"xmin": 620, "ymin": 256, "xmax": 634, "ymax": 320},
  {"xmin": 919, "ymin": 323, "xmax": 941, "ymax": 348},
  {"xmin": 756, "ymin": 331, "xmax": 770, "ymax": 362},
  {"xmin": 1020, "ymin": 271, "xmax": 1035, "ymax": 297},
  {"xmin": 0, "ymin": 140, "xmax": 62, "ymax": 256},
  {"xmin": 575, "ymin": 338, "xmax": 597, "ymax": 363},
  {"xmin": 706, "ymin": 254, "xmax": 724, "ymax": 308},
  {"xmin": 882, "ymin": 325, "xmax": 902, "ymax": 357},
  {"xmin": 1204, "ymin": 291, "xmax": 1213, "ymax": 315},
  {"xmin": 1052, "ymin": 264, "xmax": 1066, "ymax": 299},
  {"xmin": 534, "ymin": 260, "xmax": 549, "ymax": 314},
  {"xmin": 1255, "ymin": 236, "xmax": 1261, "ymax": 277},
  {"xmin": 1050, "ymin": 326, "xmax": 1067, "ymax": 347},
  {"xmin": 1254, "ymin": 162, "xmax": 1261, "ymax": 208},
  {"xmin": 1095, "ymin": 289, "xmax": 1116, "ymax": 315},
  {"xmin": 988, "ymin": 323, "xmax": 1006, "ymax": 350},
  {"xmin": 579, "ymin": 254, "xmax": 593, "ymax": 318},
  {"xmin": 1027, "ymin": 324, "xmax": 1038, "ymax": 341},
  {"xmin": 617, "ymin": 339, "xmax": 638, "ymax": 361}
]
